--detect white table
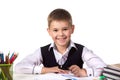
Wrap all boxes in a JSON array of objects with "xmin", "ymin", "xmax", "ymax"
[{"xmin": 13, "ymin": 73, "xmax": 98, "ymax": 80}]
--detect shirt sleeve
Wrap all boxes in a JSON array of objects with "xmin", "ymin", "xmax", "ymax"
[
  {"xmin": 15, "ymin": 48, "xmax": 43, "ymax": 74},
  {"xmin": 82, "ymin": 47, "xmax": 107, "ymax": 77},
  {"xmin": 33, "ymin": 64, "xmax": 43, "ymax": 74}
]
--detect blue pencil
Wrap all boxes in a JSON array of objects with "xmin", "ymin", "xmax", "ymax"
[{"xmin": 0, "ymin": 53, "xmax": 4, "ymax": 63}]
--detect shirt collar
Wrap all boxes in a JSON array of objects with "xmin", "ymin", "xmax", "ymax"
[{"xmin": 48, "ymin": 41, "xmax": 77, "ymax": 51}]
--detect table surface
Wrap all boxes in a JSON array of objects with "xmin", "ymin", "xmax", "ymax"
[{"xmin": 13, "ymin": 73, "xmax": 99, "ymax": 80}]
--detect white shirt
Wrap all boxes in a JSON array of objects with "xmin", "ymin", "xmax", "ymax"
[{"xmin": 15, "ymin": 41, "xmax": 106, "ymax": 77}]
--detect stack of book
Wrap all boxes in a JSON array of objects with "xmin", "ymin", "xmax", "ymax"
[{"xmin": 102, "ymin": 63, "xmax": 120, "ymax": 80}]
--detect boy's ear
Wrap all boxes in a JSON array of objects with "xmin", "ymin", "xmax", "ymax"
[
  {"xmin": 47, "ymin": 28, "xmax": 50, "ymax": 35},
  {"xmin": 71, "ymin": 25, "xmax": 75, "ymax": 34}
]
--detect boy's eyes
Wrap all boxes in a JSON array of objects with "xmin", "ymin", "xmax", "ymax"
[
  {"xmin": 63, "ymin": 28, "xmax": 68, "ymax": 31},
  {"xmin": 53, "ymin": 29, "xmax": 58, "ymax": 32},
  {"xmin": 53, "ymin": 28, "xmax": 68, "ymax": 32}
]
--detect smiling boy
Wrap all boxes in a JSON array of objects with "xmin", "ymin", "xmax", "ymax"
[{"xmin": 15, "ymin": 8, "xmax": 106, "ymax": 77}]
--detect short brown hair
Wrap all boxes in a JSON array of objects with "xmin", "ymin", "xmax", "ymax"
[{"xmin": 47, "ymin": 8, "xmax": 72, "ymax": 27}]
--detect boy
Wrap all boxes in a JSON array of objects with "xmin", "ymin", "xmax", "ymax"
[{"xmin": 15, "ymin": 8, "xmax": 106, "ymax": 77}]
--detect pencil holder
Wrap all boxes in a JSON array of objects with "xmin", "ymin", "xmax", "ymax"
[{"xmin": 0, "ymin": 64, "xmax": 13, "ymax": 80}]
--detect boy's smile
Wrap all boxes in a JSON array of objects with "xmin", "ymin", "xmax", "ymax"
[{"xmin": 47, "ymin": 20, "xmax": 74, "ymax": 48}]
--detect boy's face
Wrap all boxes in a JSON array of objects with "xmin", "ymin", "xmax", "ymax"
[{"xmin": 47, "ymin": 20, "xmax": 74, "ymax": 48}]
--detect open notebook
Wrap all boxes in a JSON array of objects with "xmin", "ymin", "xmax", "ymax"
[{"xmin": 14, "ymin": 73, "xmax": 95, "ymax": 80}]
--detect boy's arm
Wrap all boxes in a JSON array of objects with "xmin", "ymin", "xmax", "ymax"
[
  {"xmin": 41, "ymin": 66, "xmax": 68, "ymax": 74},
  {"xmin": 69, "ymin": 65, "xmax": 87, "ymax": 77},
  {"xmin": 15, "ymin": 48, "xmax": 43, "ymax": 74},
  {"xmin": 82, "ymin": 47, "xmax": 107, "ymax": 77}
]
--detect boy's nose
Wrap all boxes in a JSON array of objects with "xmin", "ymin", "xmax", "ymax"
[{"xmin": 58, "ymin": 31, "xmax": 64, "ymax": 35}]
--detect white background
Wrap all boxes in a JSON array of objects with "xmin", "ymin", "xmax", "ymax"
[{"xmin": 0, "ymin": 0, "xmax": 120, "ymax": 68}]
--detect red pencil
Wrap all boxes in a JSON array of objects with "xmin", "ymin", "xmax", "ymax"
[{"xmin": 10, "ymin": 54, "xmax": 18, "ymax": 64}]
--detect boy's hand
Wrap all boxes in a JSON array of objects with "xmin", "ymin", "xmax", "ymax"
[
  {"xmin": 41, "ymin": 66, "xmax": 68, "ymax": 74},
  {"xmin": 69, "ymin": 65, "xmax": 87, "ymax": 77}
]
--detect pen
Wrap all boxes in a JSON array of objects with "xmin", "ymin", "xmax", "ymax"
[
  {"xmin": 10, "ymin": 52, "xmax": 14, "ymax": 59},
  {"xmin": 99, "ymin": 75, "xmax": 106, "ymax": 80},
  {"xmin": 71, "ymin": 78, "xmax": 78, "ymax": 80},
  {"xmin": 0, "ymin": 52, "xmax": 4, "ymax": 64},
  {"xmin": 10, "ymin": 53, "xmax": 18, "ymax": 64},
  {"xmin": 5, "ymin": 55, "xmax": 10, "ymax": 64},
  {"xmin": 8, "ymin": 51, "xmax": 10, "ymax": 58},
  {"xmin": 65, "ymin": 78, "xmax": 78, "ymax": 80},
  {"xmin": 5, "ymin": 51, "xmax": 10, "ymax": 64}
]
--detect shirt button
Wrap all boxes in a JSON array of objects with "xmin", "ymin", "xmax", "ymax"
[{"xmin": 89, "ymin": 74, "xmax": 92, "ymax": 76}]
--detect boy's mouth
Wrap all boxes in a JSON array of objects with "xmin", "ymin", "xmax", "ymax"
[{"xmin": 57, "ymin": 37, "xmax": 67, "ymax": 42}]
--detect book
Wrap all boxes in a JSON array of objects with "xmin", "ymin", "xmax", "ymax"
[
  {"xmin": 103, "ymin": 67, "xmax": 120, "ymax": 75},
  {"xmin": 102, "ymin": 63, "xmax": 120, "ymax": 80},
  {"xmin": 103, "ymin": 72, "xmax": 120, "ymax": 80},
  {"xmin": 107, "ymin": 63, "xmax": 120, "ymax": 71},
  {"xmin": 105, "ymin": 77, "xmax": 113, "ymax": 80}
]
